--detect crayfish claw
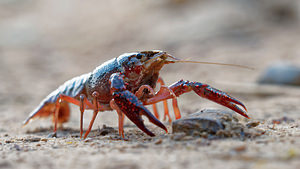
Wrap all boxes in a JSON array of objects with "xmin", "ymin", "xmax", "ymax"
[
  {"xmin": 192, "ymin": 84, "xmax": 250, "ymax": 119},
  {"xmin": 227, "ymin": 102, "xmax": 250, "ymax": 119},
  {"xmin": 110, "ymin": 72, "xmax": 167, "ymax": 136},
  {"xmin": 113, "ymin": 90, "xmax": 167, "ymax": 136}
]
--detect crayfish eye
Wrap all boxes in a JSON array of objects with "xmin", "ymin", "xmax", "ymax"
[{"xmin": 136, "ymin": 53, "xmax": 143, "ymax": 59}]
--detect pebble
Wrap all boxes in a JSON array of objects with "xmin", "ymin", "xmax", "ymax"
[
  {"xmin": 41, "ymin": 138, "xmax": 48, "ymax": 142},
  {"xmin": 23, "ymin": 137, "xmax": 41, "ymax": 142},
  {"xmin": 154, "ymin": 139, "xmax": 163, "ymax": 145},
  {"xmin": 13, "ymin": 144, "xmax": 22, "ymax": 151},
  {"xmin": 172, "ymin": 109, "xmax": 263, "ymax": 139},
  {"xmin": 172, "ymin": 109, "xmax": 236, "ymax": 135},
  {"xmin": 232, "ymin": 145, "xmax": 247, "ymax": 152},
  {"xmin": 97, "ymin": 125, "xmax": 116, "ymax": 136},
  {"xmin": 246, "ymin": 121, "xmax": 260, "ymax": 128},
  {"xmin": 5, "ymin": 140, "xmax": 14, "ymax": 143},
  {"xmin": 257, "ymin": 63, "xmax": 300, "ymax": 86}
]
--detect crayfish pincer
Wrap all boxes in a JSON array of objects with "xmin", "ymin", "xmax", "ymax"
[{"xmin": 24, "ymin": 50, "xmax": 250, "ymax": 139}]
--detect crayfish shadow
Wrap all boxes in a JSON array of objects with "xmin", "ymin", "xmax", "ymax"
[
  {"xmin": 24, "ymin": 125, "xmax": 167, "ymax": 140},
  {"xmin": 25, "ymin": 127, "xmax": 80, "ymax": 137},
  {"xmin": 25, "ymin": 125, "xmax": 118, "ymax": 138}
]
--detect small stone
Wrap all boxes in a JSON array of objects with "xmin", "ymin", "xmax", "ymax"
[
  {"xmin": 172, "ymin": 109, "xmax": 235, "ymax": 135},
  {"xmin": 172, "ymin": 109, "xmax": 262, "ymax": 139},
  {"xmin": 13, "ymin": 144, "xmax": 22, "ymax": 151},
  {"xmin": 24, "ymin": 137, "xmax": 41, "ymax": 142},
  {"xmin": 41, "ymin": 138, "xmax": 48, "ymax": 142},
  {"xmin": 154, "ymin": 139, "xmax": 163, "ymax": 145},
  {"xmin": 232, "ymin": 145, "xmax": 247, "ymax": 152},
  {"xmin": 246, "ymin": 121, "xmax": 260, "ymax": 128},
  {"xmin": 5, "ymin": 140, "xmax": 14, "ymax": 143},
  {"xmin": 97, "ymin": 125, "xmax": 117, "ymax": 136}
]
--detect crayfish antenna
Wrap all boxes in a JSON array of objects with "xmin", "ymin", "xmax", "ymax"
[
  {"xmin": 164, "ymin": 53, "xmax": 254, "ymax": 70},
  {"xmin": 168, "ymin": 60, "xmax": 254, "ymax": 70}
]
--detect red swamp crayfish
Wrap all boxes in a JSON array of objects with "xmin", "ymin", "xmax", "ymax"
[{"xmin": 23, "ymin": 50, "xmax": 250, "ymax": 139}]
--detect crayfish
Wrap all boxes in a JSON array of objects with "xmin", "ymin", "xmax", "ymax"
[{"xmin": 24, "ymin": 50, "xmax": 250, "ymax": 139}]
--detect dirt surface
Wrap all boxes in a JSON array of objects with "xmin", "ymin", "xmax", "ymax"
[{"xmin": 1, "ymin": 0, "xmax": 300, "ymax": 169}]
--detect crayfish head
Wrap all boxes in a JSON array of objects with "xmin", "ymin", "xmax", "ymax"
[
  {"xmin": 117, "ymin": 50, "xmax": 178, "ymax": 91},
  {"xmin": 117, "ymin": 50, "xmax": 176, "ymax": 78},
  {"xmin": 118, "ymin": 50, "xmax": 177, "ymax": 72}
]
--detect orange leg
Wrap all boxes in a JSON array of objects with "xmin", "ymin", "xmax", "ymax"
[
  {"xmin": 156, "ymin": 78, "xmax": 171, "ymax": 122},
  {"xmin": 79, "ymin": 94, "xmax": 86, "ymax": 138},
  {"xmin": 158, "ymin": 77, "xmax": 181, "ymax": 122},
  {"xmin": 118, "ymin": 112, "xmax": 125, "ymax": 138},
  {"xmin": 60, "ymin": 94, "xmax": 94, "ymax": 109},
  {"xmin": 54, "ymin": 98, "xmax": 61, "ymax": 134},
  {"xmin": 83, "ymin": 91, "xmax": 99, "ymax": 139},
  {"xmin": 52, "ymin": 101, "xmax": 70, "ymax": 128},
  {"xmin": 134, "ymin": 81, "xmax": 180, "ymax": 123},
  {"xmin": 162, "ymin": 99, "xmax": 170, "ymax": 123},
  {"xmin": 152, "ymin": 104, "xmax": 159, "ymax": 119},
  {"xmin": 53, "ymin": 94, "xmax": 95, "ymax": 137},
  {"xmin": 110, "ymin": 100, "xmax": 125, "ymax": 138},
  {"xmin": 56, "ymin": 93, "xmax": 114, "ymax": 139},
  {"xmin": 172, "ymin": 98, "xmax": 181, "ymax": 119}
]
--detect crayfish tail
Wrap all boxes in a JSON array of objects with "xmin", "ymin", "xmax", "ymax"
[
  {"xmin": 23, "ymin": 101, "xmax": 70, "ymax": 126},
  {"xmin": 23, "ymin": 102, "xmax": 54, "ymax": 125}
]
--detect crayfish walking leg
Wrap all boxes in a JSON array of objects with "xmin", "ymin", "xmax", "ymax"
[
  {"xmin": 145, "ymin": 77, "xmax": 181, "ymax": 123},
  {"xmin": 50, "ymin": 94, "xmax": 95, "ymax": 138}
]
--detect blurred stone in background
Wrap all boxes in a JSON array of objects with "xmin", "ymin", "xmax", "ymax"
[{"xmin": 258, "ymin": 63, "xmax": 300, "ymax": 86}]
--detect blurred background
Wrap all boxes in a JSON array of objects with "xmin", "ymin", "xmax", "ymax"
[
  {"xmin": 1, "ymin": 0, "xmax": 300, "ymax": 132},
  {"xmin": 1, "ymin": 1, "xmax": 300, "ymax": 169}
]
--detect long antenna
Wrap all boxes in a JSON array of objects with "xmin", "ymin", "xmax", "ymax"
[{"xmin": 170, "ymin": 60, "xmax": 254, "ymax": 70}]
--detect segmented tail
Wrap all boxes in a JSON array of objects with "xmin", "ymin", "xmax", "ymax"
[{"xmin": 23, "ymin": 73, "xmax": 91, "ymax": 125}]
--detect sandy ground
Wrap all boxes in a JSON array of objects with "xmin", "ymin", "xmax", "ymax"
[{"xmin": 1, "ymin": 0, "xmax": 300, "ymax": 169}]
